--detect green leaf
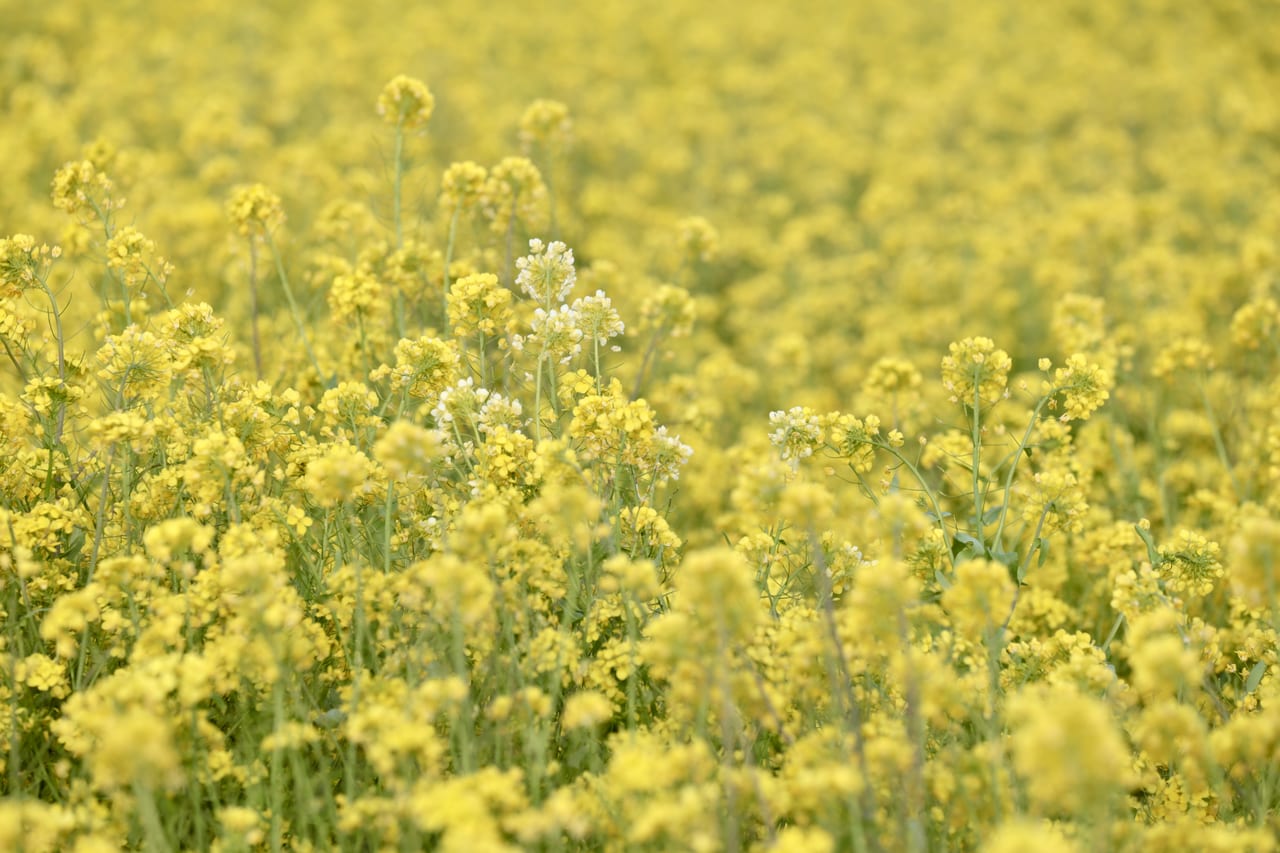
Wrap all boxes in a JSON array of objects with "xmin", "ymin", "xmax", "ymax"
[
  {"xmin": 934, "ymin": 568, "xmax": 953, "ymax": 591},
  {"xmin": 981, "ymin": 505, "xmax": 1004, "ymax": 526},
  {"xmin": 1246, "ymin": 660, "xmax": 1268, "ymax": 695},
  {"xmin": 990, "ymin": 548, "xmax": 1018, "ymax": 571},
  {"xmin": 1134, "ymin": 524, "xmax": 1161, "ymax": 566},
  {"xmin": 1037, "ymin": 537, "xmax": 1050, "ymax": 568},
  {"xmin": 951, "ymin": 531, "xmax": 983, "ymax": 561}
]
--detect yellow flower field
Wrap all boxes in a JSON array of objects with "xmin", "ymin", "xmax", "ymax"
[{"xmin": 2, "ymin": 0, "xmax": 1280, "ymax": 849}]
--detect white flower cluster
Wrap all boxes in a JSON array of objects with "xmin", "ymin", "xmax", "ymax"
[
  {"xmin": 768, "ymin": 406, "xmax": 823, "ymax": 463},
  {"xmin": 511, "ymin": 239, "xmax": 627, "ymax": 365},
  {"xmin": 477, "ymin": 392, "xmax": 525, "ymax": 435},
  {"xmin": 511, "ymin": 305, "xmax": 586, "ymax": 365},
  {"xmin": 650, "ymin": 425, "xmax": 694, "ymax": 482},
  {"xmin": 571, "ymin": 290, "xmax": 625, "ymax": 349},
  {"xmin": 515, "ymin": 238, "xmax": 576, "ymax": 305}
]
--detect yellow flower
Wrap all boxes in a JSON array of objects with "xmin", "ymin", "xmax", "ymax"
[
  {"xmin": 439, "ymin": 161, "xmax": 489, "ymax": 214},
  {"xmin": 981, "ymin": 819, "xmax": 1082, "ymax": 853},
  {"xmin": 226, "ymin": 183, "xmax": 284, "ymax": 238},
  {"xmin": 941, "ymin": 336, "xmax": 1012, "ymax": 407},
  {"xmin": 95, "ymin": 325, "xmax": 174, "ymax": 403},
  {"xmin": 217, "ymin": 806, "xmax": 265, "ymax": 846},
  {"xmin": 371, "ymin": 336, "xmax": 461, "ymax": 400},
  {"xmin": 675, "ymin": 215, "xmax": 719, "ymax": 263},
  {"xmin": 1157, "ymin": 528, "xmax": 1224, "ymax": 597},
  {"xmin": 484, "ymin": 157, "xmax": 548, "ymax": 235},
  {"xmin": 942, "ymin": 558, "xmax": 1015, "ymax": 642},
  {"xmin": 519, "ymin": 98, "xmax": 573, "ymax": 151},
  {"xmin": 1049, "ymin": 353, "xmax": 1112, "ymax": 422},
  {"xmin": 301, "ymin": 443, "xmax": 376, "ymax": 508},
  {"xmin": 561, "ymin": 690, "xmax": 614, "ymax": 729},
  {"xmin": 105, "ymin": 225, "xmax": 171, "ymax": 292},
  {"xmin": 373, "ymin": 420, "xmax": 444, "ymax": 483},
  {"xmin": 1228, "ymin": 515, "xmax": 1280, "ymax": 609},
  {"xmin": 825, "ymin": 411, "xmax": 883, "ymax": 472},
  {"xmin": 328, "ymin": 268, "xmax": 387, "ymax": 323},
  {"xmin": 377, "ymin": 74, "xmax": 435, "ymax": 129},
  {"xmin": 0, "ymin": 234, "xmax": 59, "ymax": 298},
  {"xmin": 15, "ymin": 653, "xmax": 69, "ymax": 698},
  {"xmin": 448, "ymin": 272, "xmax": 513, "ymax": 337},
  {"xmin": 1006, "ymin": 684, "xmax": 1134, "ymax": 817},
  {"xmin": 1152, "ymin": 336, "xmax": 1214, "ymax": 379},
  {"xmin": 50, "ymin": 159, "xmax": 114, "ymax": 215}
]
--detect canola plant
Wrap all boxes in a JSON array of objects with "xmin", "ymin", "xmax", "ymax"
[{"xmin": 2, "ymin": 0, "xmax": 1280, "ymax": 850}]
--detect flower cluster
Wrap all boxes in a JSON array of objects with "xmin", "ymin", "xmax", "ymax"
[
  {"xmin": 2, "ymin": 2, "xmax": 1280, "ymax": 850},
  {"xmin": 376, "ymin": 74, "xmax": 435, "ymax": 129}
]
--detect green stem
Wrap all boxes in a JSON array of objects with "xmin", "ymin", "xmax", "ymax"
[
  {"xmin": 35, "ymin": 278, "xmax": 68, "ymax": 443},
  {"xmin": 249, "ymin": 240, "xmax": 263, "ymax": 380},
  {"xmin": 971, "ymin": 381, "xmax": 984, "ymax": 547},
  {"xmin": 442, "ymin": 209, "xmax": 460, "ymax": 331},
  {"xmin": 0, "ymin": 337, "xmax": 28, "ymax": 383},
  {"xmin": 134, "ymin": 781, "xmax": 172, "ymax": 851},
  {"xmin": 270, "ymin": 678, "xmax": 285, "ymax": 853},
  {"xmin": 999, "ymin": 505, "xmax": 1051, "ymax": 634},
  {"xmin": 1199, "ymin": 376, "xmax": 1241, "ymax": 499},
  {"xmin": 393, "ymin": 123, "xmax": 405, "ymax": 248},
  {"xmin": 383, "ymin": 484, "xmax": 395, "ymax": 575},
  {"xmin": 143, "ymin": 260, "xmax": 174, "ymax": 309},
  {"xmin": 629, "ymin": 325, "xmax": 667, "ymax": 401},
  {"xmin": 264, "ymin": 233, "xmax": 327, "ymax": 385},
  {"xmin": 809, "ymin": 529, "xmax": 882, "ymax": 853},
  {"xmin": 873, "ymin": 442, "xmax": 954, "ymax": 562},
  {"xmin": 534, "ymin": 355, "xmax": 545, "ymax": 443},
  {"xmin": 992, "ymin": 394, "xmax": 1055, "ymax": 551}
]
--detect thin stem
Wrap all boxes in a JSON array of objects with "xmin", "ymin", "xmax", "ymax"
[
  {"xmin": 442, "ymin": 209, "xmax": 460, "ymax": 331},
  {"xmin": 35, "ymin": 278, "xmax": 68, "ymax": 443},
  {"xmin": 630, "ymin": 325, "xmax": 667, "ymax": 401},
  {"xmin": 264, "ymin": 233, "xmax": 327, "ymax": 385},
  {"xmin": 503, "ymin": 199, "xmax": 518, "ymax": 286},
  {"xmin": 392, "ymin": 123, "xmax": 406, "ymax": 248},
  {"xmin": 382, "ymin": 484, "xmax": 395, "ymax": 575},
  {"xmin": 143, "ymin": 259, "xmax": 175, "ymax": 309},
  {"xmin": 0, "ymin": 337, "xmax": 28, "ymax": 383},
  {"xmin": 999, "ymin": 505, "xmax": 1050, "ymax": 634},
  {"xmin": 809, "ymin": 529, "xmax": 882, "ymax": 853},
  {"xmin": 249, "ymin": 240, "xmax": 263, "ymax": 380},
  {"xmin": 897, "ymin": 608, "xmax": 928, "ymax": 853},
  {"xmin": 534, "ymin": 355, "xmax": 545, "ymax": 443},
  {"xmin": 992, "ymin": 394, "xmax": 1055, "ymax": 551},
  {"xmin": 270, "ymin": 677, "xmax": 285, "ymax": 853},
  {"xmin": 1198, "ymin": 376, "xmax": 1242, "ymax": 499},
  {"xmin": 872, "ymin": 441, "xmax": 954, "ymax": 562},
  {"xmin": 970, "ymin": 382, "xmax": 984, "ymax": 547}
]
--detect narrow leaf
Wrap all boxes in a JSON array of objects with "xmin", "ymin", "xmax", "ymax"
[
  {"xmin": 1134, "ymin": 524, "xmax": 1161, "ymax": 566},
  {"xmin": 1246, "ymin": 660, "xmax": 1268, "ymax": 695}
]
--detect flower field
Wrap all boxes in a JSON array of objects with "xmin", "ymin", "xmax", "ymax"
[{"xmin": 3, "ymin": 0, "xmax": 1280, "ymax": 849}]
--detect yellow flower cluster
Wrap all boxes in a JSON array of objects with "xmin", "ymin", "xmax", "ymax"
[
  {"xmin": 224, "ymin": 183, "xmax": 284, "ymax": 238},
  {"xmin": 2, "ymin": 0, "xmax": 1280, "ymax": 850},
  {"xmin": 941, "ymin": 336, "xmax": 1013, "ymax": 408},
  {"xmin": 376, "ymin": 74, "xmax": 435, "ymax": 129}
]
